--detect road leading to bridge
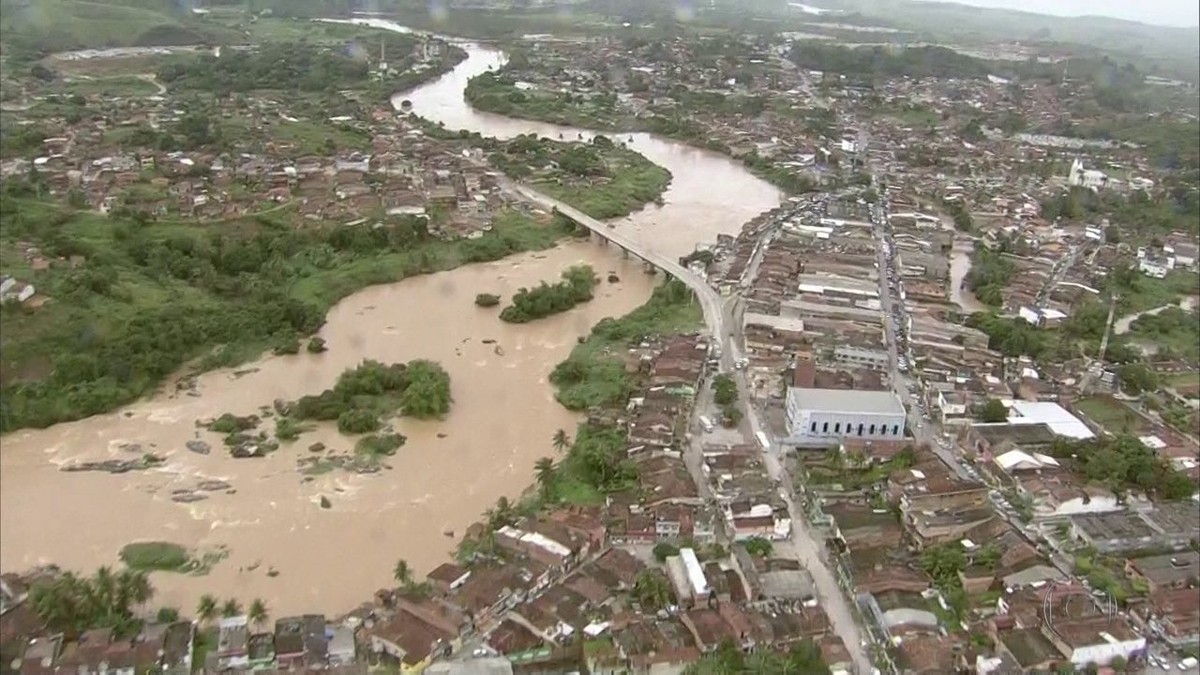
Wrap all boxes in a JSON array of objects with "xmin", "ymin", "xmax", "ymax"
[{"xmin": 505, "ymin": 180, "xmax": 728, "ymax": 358}]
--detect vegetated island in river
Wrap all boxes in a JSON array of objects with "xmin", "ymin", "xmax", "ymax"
[
  {"xmin": 198, "ymin": 359, "xmax": 452, "ymax": 462},
  {"xmin": 499, "ymin": 264, "xmax": 598, "ymax": 323}
]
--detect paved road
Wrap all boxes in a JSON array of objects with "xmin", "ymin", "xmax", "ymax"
[
  {"xmin": 724, "ymin": 324, "xmax": 874, "ymax": 674},
  {"xmin": 871, "ymin": 202, "xmax": 972, "ymax": 480}
]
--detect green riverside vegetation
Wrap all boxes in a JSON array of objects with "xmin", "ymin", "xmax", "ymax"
[
  {"xmin": 474, "ymin": 293, "xmax": 501, "ymax": 307},
  {"xmin": 0, "ymin": 199, "xmax": 566, "ymax": 432},
  {"xmin": 965, "ymin": 244, "xmax": 1015, "ymax": 307},
  {"xmin": 489, "ymin": 134, "xmax": 671, "ymax": 220},
  {"xmin": 550, "ymin": 278, "xmax": 702, "ymax": 410},
  {"xmin": 118, "ymin": 542, "xmax": 191, "ymax": 572},
  {"xmin": 29, "ymin": 566, "xmax": 153, "ymax": 638},
  {"xmin": 288, "ymin": 359, "xmax": 452, "ymax": 436},
  {"xmin": 500, "ymin": 264, "xmax": 598, "ymax": 323}
]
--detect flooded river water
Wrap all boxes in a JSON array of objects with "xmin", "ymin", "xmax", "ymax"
[{"xmin": 0, "ymin": 36, "xmax": 780, "ymax": 615}]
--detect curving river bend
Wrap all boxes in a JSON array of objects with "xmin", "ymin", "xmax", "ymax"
[{"xmin": 0, "ymin": 32, "xmax": 780, "ymax": 616}]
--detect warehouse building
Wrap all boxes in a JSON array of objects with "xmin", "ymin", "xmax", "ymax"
[{"xmin": 784, "ymin": 387, "xmax": 907, "ymax": 446}]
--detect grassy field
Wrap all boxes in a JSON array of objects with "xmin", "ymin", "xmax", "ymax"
[
  {"xmin": 1074, "ymin": 396, "xmax": 1148, "ymax": 435},
  {"xmin": 1166, "ymin": 372, "xmax": 1200, "ymax": 399},
  {"xmin": 1117, "ymin": 270, "xmax": 1199, "ymax": 316}
]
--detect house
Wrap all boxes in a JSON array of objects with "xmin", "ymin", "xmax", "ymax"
[
  {"xmin": 1138, "ymin": 587, "xmax": 1200, "ymax": 647},
  {"xmin": 1124, "ymin": 551, "xmax": 1200, "ymax": 593},
  {"xmin": 894, "ymin": 634, "xmax": 958, "ymax": 673},
  {"xmin": 247, "ymin": 633, "xmax": 275, "ymax": 671},
  {"xmin": 1067, "ymin": 158, "xmax": 1107, "ymax": 191},
  {"xmin": 1043, "ymin": 615, "xmax": 1146, "ymax": 668},
  {"xmin": 18, "ymin": 634, "xmax": 63, "ymax": 675},
  {"xmin": 217, "ymin": 616, "xmax": 250, "ymax": 671},
  {"xmin": 426, "ymin": 563, "xmax": 471, "ymax": 595},
  {"xmin": 0, "ymin": 276, "xmax": 36, "ymax": 304},
  {"xmin": 1072, "ymin": 511, "xmax": 1195, "ymax": 554},
  {"xmin": 273, "ymin": 616, "xmax": 317, "ymax": 670},
  {"xmin": 327, "ymin": 624, "xmax": 357, "ymax": 666},
  {"xmin": 995, "ymin": 627, "xmax": 1065, "ymax": 673},
  {"xmin": 159, "ymin": 622, "xmax": 194, "ymax": 675},
  {"xmin": 362, "ymin": 608, "xmax": 454, "ymax": 673}
]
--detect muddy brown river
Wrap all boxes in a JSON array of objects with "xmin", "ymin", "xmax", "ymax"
[{"xmin": 0, "ymin": 37, "xmax": 780, "ymax": 616}]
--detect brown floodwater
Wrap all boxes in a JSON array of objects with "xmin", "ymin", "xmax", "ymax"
[
  {"xmin": 1, "ymin": 35, "xmax": 781, "ymax": 617},
  {"xmin": 0, "ymin": 244, "xmax": 657, "ymax": 615}
]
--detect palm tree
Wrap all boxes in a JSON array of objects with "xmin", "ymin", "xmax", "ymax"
[
  {"xmin": 118, "ymin": 570, "xmax": 154, "ymax": 609},
  {"xmin": 221, "ymin": 598, "xmax": 242, "ymax": 618},
  {"xmin": 93, "ymin": 566, "xmax": 117, "ymax": 609},
  {"xmin": 552, "ymin": 428, "xmax": 570, "ymax": 453},
  {"xmin": 534, "ymin": 457, "xmax": 557, "ymax": 499},
  {"xmin": 632, "ymin": 570, "xmax": 672, "ymax": 612},
  {"xmin": 247, "ymin": 598, "xmax": 268, "ymax": 629},
  {"xmin": 197, "ymin": 594, "xmax": 218, "ymax": 625},
  {"xmin": 485, "ymin": 496, "xmax": 515, "ymax": 531},
  {"xmin": 393, "ymin": 559, "xmax": 412, "ymax": 587}
]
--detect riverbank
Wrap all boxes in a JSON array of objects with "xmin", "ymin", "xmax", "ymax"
[
  {"xmin": 486, "ymin": 134, "xmax": 672, "ymax": 220},
  {"xmin": 0, "ymin": 239, "xmax": 660, "ymax": 616},
  {"xmin": 0, "ymin": 203, "xmax": 573, "ymax": 432},
  {"xmin": 551, "ymin": 277, "xmax": 704, "ymax": 410},
  {"xmin": 463, "ymin": 68, "xmax": 814, "ymax": 197}
]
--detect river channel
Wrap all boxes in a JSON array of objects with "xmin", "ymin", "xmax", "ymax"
[{"xmin": 0, "ymin": 35, "xmax": 780, "ymax": 616}]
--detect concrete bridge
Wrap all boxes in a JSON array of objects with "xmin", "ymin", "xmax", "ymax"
[{"xmin": 504, "ymin": 180, "xmax": 728, "ymax": 349}]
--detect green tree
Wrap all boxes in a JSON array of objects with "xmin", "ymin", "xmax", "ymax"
[
  {"xmin": 393, "ymin": 559, "xmax": 412, "ymax": 587},
  {"xmin": 632, "ymin": 570, "xmax": 673, "ymax": 611},
  {"xmin": 1118, "ymin": 363, "xmax": 1158, "ymax": 395},
  {"xmin": 534, "ymin": 457, "xmax": 557, "ymax": 500},
  {"xmin": 713, "ymin": 374, "xmax": 738, "ymax": 405},
  {"xmin": 221, "ymin": 598, "xmax": 242, "ymax": 618},
  {"xmin": 197, "ymin": 594, "xmax": 218, "ymax": 625},
  {"xmin": 552, "ymin": 428, "xmax": 570, "ymax": 453},
  {"xmin": 400, "ymin": 360, "xmax": 452, "ymax": 418},
  {"xmin": 976, "ymin": 544, "xmax": 1003, "ymax": 569},
  {"xmin": 485, "ymin": 496, "xmax": 517, "ymax": 531},
  {"xmin": 155, "ymin": 607, "xmax": 180, "ymax": 623},
  {"xmin": 652, "ymin": 542, "xmax": 680, "ymax": 562},
  {"xmin": 743, "ymin": 537, "xmax": 773, "ymax": 558},
  {"xmin": 920, "ymin": 542, "xmax": 966, "ymax": 588},
  {"xmin": 248, "ymin": 598, "xmax": 268, "ymax": 629},
  {"xmin": 980, "ymin": 398, "xmax": 1008, "ymax": 423}
]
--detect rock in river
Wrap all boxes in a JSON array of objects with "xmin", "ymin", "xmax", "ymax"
[
  {"xmin": 186, "ymin": 440, "xmax": 211, "ymax": 455},
  {"xmin": 61, "ymin": 455, "xmax": 164, "ymax": 474}
]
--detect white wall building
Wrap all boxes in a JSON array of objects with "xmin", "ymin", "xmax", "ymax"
[
  {"xmin": 1068, "ymin": 158, "xmax": 1108, "ymax": 190},
  {"xmin": 785, "ymin": 387, "xmax": 907, "ymax": 444},
  {"xmin": 1062, "ymin": 632, "xmax": 1146, "ymax": 668},
  {"xmin": 1137, "ymin": 246, "xmax": 1176, "ymax": 278},
  {"xmin": 832, "ymin": 345, "xmax": 890, "ymax": 371}
]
